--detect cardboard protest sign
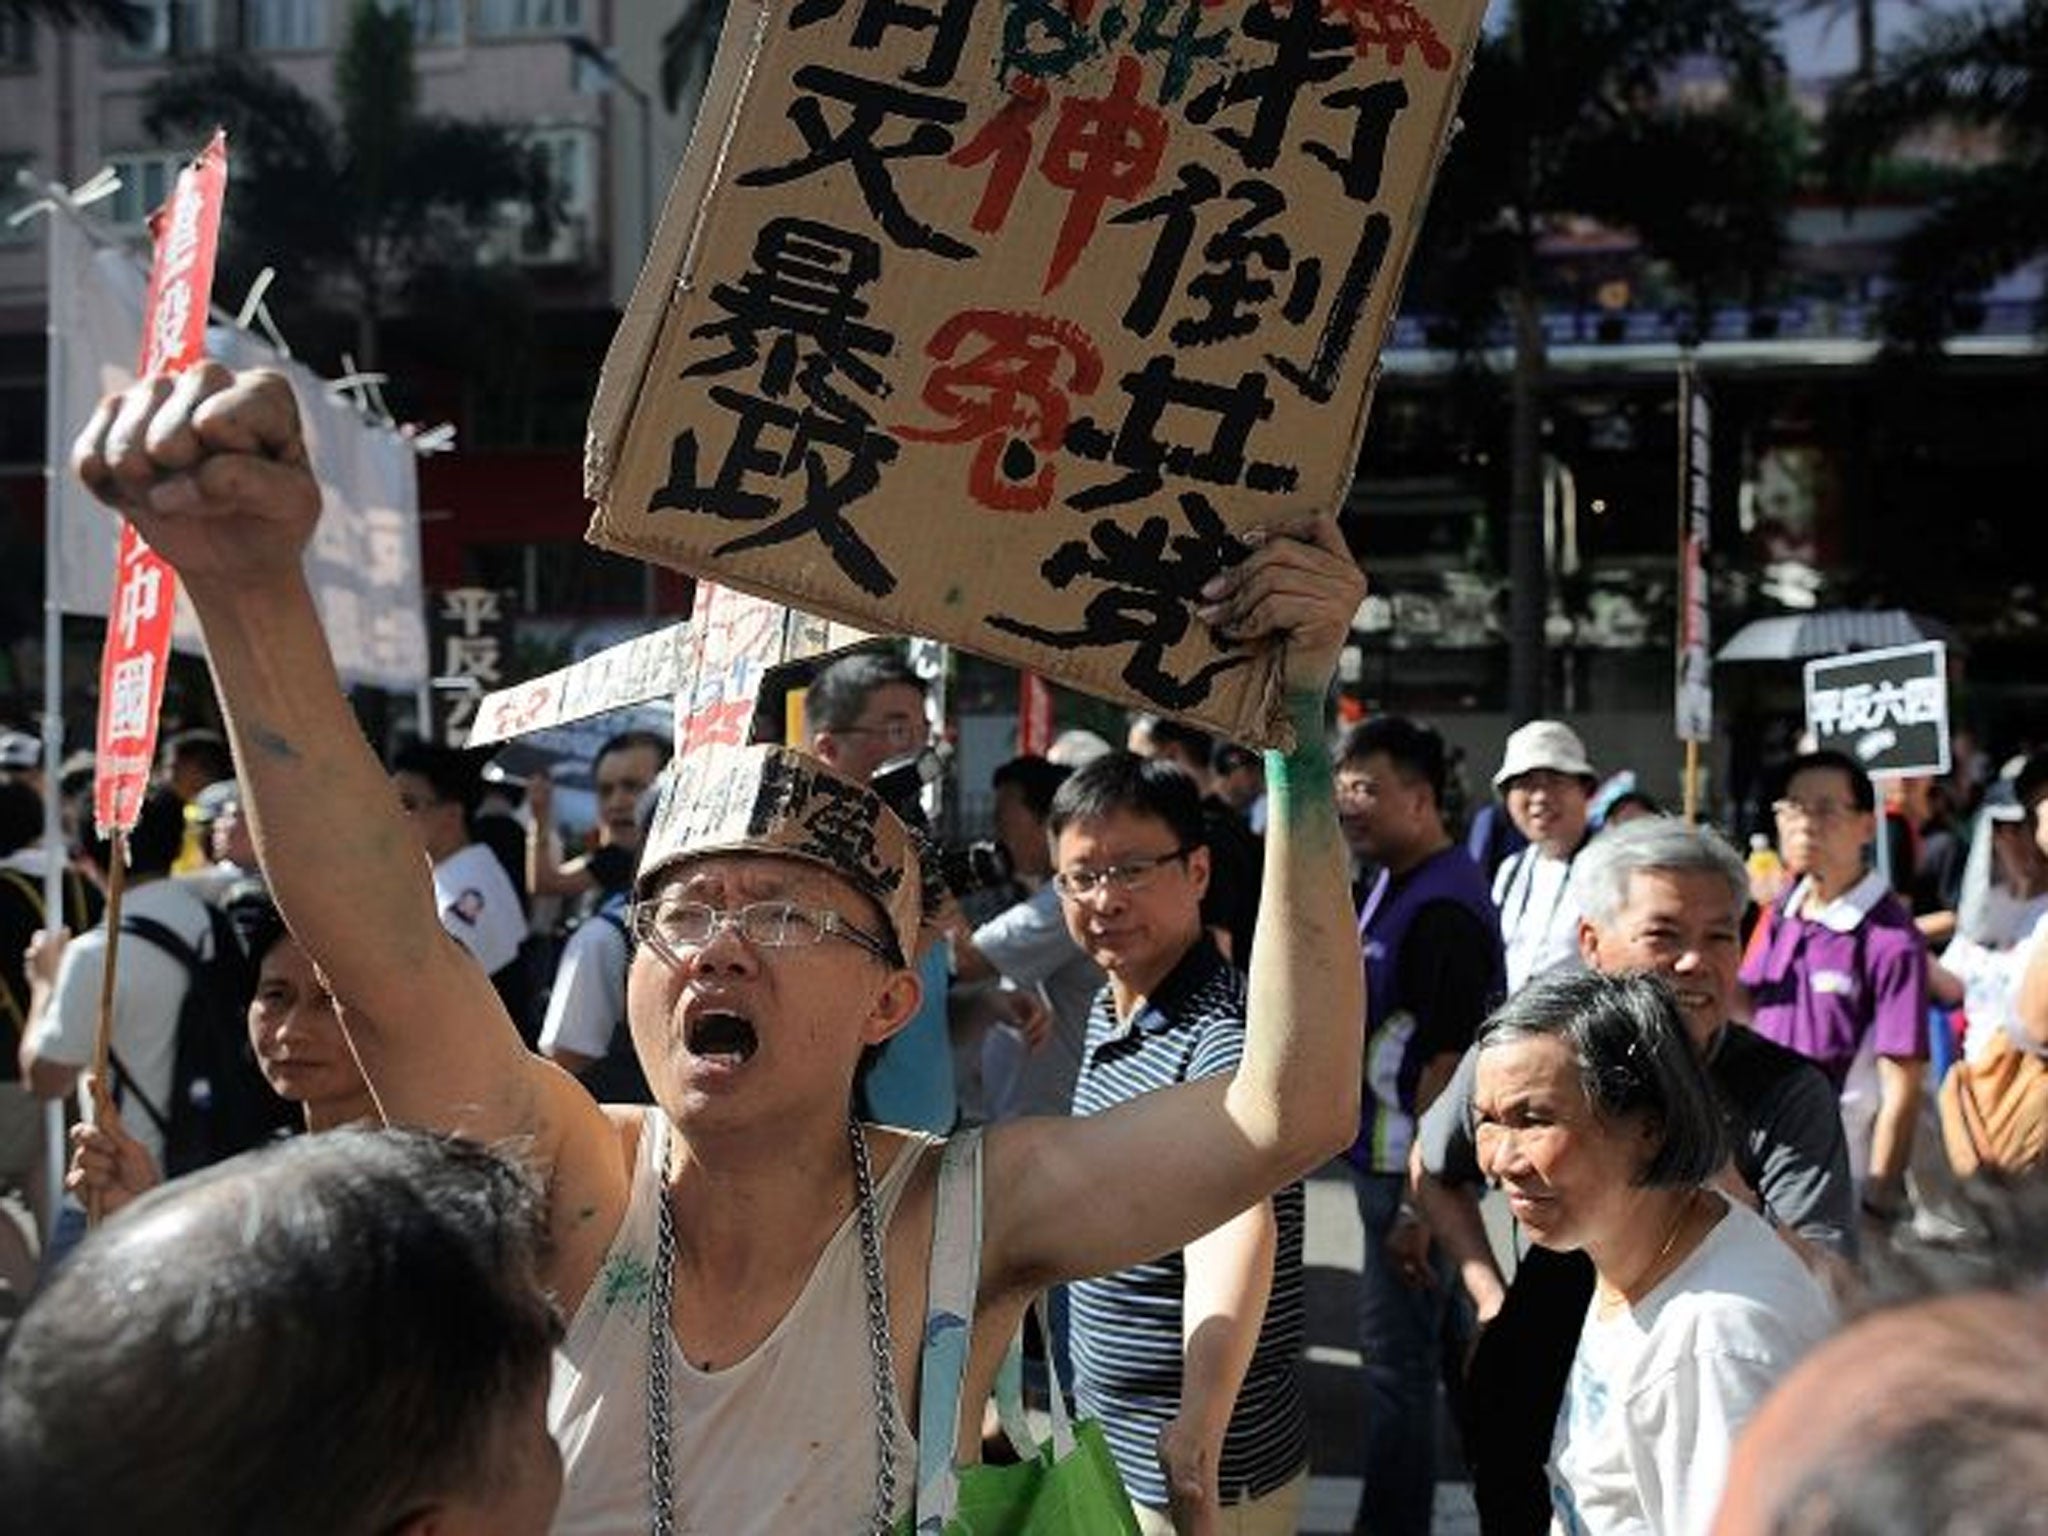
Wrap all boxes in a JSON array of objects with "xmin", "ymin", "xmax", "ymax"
[
  {"xmin": 93, "ymin": 132, "xmax": 226, "ymax": 836},
  {"xmin": 465, "ymin": 583, "xmax": 872, "ymax": 755},
  {"xmin": 1803, "ymin": 641, "xmax": 1950, "ymax": 778},
  {"xmin": 586, "ymin": 0, "xmax": 1485, "ymax": 747}
]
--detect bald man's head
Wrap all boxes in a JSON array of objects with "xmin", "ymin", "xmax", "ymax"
[{"xmin": 1715, "ymin": 1288, "xmax": 2048, "ymax": 1535}]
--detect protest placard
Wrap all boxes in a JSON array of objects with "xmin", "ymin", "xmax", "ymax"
[
  {"xmin": 1803, "ymin": 641, "xmax": 1950, "ymax": 778},
  {"xmin": 92, "ymin": 133, "xmax": 225, "ymax": 836},
  {"xmin": 585, "ymin": 0, "xmax": 1485, "ymax": 747},
  {"xmin": 464, "ymin": 583, "xmax": 872, "ymax": 756}
]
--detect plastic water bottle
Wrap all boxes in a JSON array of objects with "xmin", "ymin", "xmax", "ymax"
[{"xmin": 1746, "ymin": 834, "xmax": 1785, "ymax": 903}]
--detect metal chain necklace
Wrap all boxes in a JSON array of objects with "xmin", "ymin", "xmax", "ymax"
[{"xmin": 648, "ymin": 1115, "xmax": 901, "ymax": 1536}]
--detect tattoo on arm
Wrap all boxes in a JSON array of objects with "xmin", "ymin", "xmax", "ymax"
[{"xmin": 247, "ymin": 726, "xmax": 301, "ymax": 762}]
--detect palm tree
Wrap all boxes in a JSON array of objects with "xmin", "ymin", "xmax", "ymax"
[
  {"xmin": 1407, "ymin": 0, "xmax": 1798, "ymax": 719},
  {"xmin": 0, "ymin": 0, "xmax": 147, "ymax": 34},
  {"xmin": 141, "ymin": 0, "xmax": 552, "ymax": 373},
  {"xmin": 658, "ymin": 0, "xmax": 729, "ymax": 117},
  {"xmin": 1822, "ymin": 0, "xmax": 2047, "ymax": 346}
]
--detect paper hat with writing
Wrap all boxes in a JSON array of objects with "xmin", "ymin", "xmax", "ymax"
[
  {"xmin": 1493, "ymin": 720, "xmax": 1597, "ymax": 790},
  {"xmin": 636, "ymin": 743, "xmax": 923, "ymax": 964}
]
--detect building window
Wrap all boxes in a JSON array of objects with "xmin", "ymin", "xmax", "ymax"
[
  {"xmin": 0, "ymin": 155, "xmax": 34, "ymax": 246},
  {"xmin": 242, "ymin": 0, "xmax": 326, "ymax": 50},
  {"xmin": 377, "ymin": 0, "xmax": 460, "ymax": 45},
  {"xmin": 105, "ymin": 152, "xmax": 189, "ymax": 228},
  {"xmin": 109, "ymin": 1, "xmax": 217, "ymax": 61},
  {"xmin": 0, "ymin": 17, "xmax": 34, "ymax": 67},
  {"xmin": 476, "ymin": 0, "xmax": 583, "ymax": 37},
  {"xmin": 490, "ymin": 125, "xmax": 594, "ymax": 265}
]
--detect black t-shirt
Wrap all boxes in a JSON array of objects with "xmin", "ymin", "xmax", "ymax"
[
  {"xmin": 1394, "ymin": 897, "xmax": 1501, "ymax": 1062},
  {"xmin": 1200, "ymin": 795, "xmax": 1263, "ymax": 969}
]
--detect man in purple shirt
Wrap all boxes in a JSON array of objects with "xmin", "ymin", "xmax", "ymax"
[{"xmin": 1739, "ymin": 749, "xmax": 1928, "ymax": 1222}]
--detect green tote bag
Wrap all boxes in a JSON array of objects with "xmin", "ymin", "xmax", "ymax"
[{"xmin": 901, "ymin": 1130, "xmax": 1140, "ymax": 1536}]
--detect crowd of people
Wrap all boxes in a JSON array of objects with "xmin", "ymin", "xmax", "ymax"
[{"xmin": 0, "ymin": 362, "xmax": 2042, "ymax": 1534}]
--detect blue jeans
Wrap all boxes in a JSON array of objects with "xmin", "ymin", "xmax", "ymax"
[{"xmin": 1353, "ymin": 1170, "xmax": 1443, "ymax": 1536}]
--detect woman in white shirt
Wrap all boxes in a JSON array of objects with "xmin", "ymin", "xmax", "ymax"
[{"xmin": 1472, "ymin": 971, "xmax": 1836, "ymax": 1536}]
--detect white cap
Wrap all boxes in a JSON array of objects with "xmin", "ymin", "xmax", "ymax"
[
  {"xmin": 1494, "ymin": 720, "xmax": 1596, "ymax": 790},
  {"xmin": 0, "ymin": 731, "xmax": 38, "ymax": 772},
  {"xmin": 1046, "ymin": 729, "xmax": 1112, "ymax": 769}
]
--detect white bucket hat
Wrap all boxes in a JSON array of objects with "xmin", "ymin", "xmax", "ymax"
[{"xmin": 1494, "ymin": 720, "xmax": 1597, "ymax": 790}]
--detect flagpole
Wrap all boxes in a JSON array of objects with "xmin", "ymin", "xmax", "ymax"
[{"xmin": 38, "ymin": 193, "xmax": 71, "ymax": 1229}]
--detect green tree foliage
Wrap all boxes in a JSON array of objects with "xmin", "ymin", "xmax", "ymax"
[
  {"xmin": 1822, "ymin": 0, "xmax": 2047, "ymax": 346},
  {"xmin": 0, "ymin": 0, "xmax": 147, "ymax": 35},
  {"xmin": 141, "ymin": 0, "xmax": 553, "ymax": 372},
  {"xmin": 659, "ymin": 0, "xmax": 729, "ymax": 115},
  {"xmin": 1406, "ymin": 0, "xmax": 1799, "ymax": 716}
]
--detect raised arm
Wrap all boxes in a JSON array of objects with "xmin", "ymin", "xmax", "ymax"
[
  {"xmin": 524, "ymin": 769, "xmax": 597, "ymax": 900},
  {"xmin": 1161, "ymin": 1200, "xmax": 1277, "ymax": 1532},
  {"xmin": 71, "ymin": 368, "xmax": 612, "ymax": 1205},
  {"xmin": 981, "ymin": 516, "xmax": 1366, "ymax": 1295}
]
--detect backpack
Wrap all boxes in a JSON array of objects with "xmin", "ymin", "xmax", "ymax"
[
  {"xmin": 1938, "ymin": 1029, "xmax": 2048, "ymax": 1181},
  {"xmin": 111, "ymin": 905, "xmax": 296, "ymax": 1177}
]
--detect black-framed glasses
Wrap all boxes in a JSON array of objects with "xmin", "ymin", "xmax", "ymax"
[
  {"xmin": 630, "ymin": 898, "xmax": 894, "ymax": 964},
  {"xmin": 1052, "ymin": 847, "xmax": 1194, "ymax": 901}
]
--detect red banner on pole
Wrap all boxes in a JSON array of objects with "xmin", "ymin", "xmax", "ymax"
[
  {"xmin": 1019, "ymin": 673, "xmax": 1054, "ymax": 759},
  {"xmin": 92, "ymin": 131, "xmax": 228, "ymax": 837}
]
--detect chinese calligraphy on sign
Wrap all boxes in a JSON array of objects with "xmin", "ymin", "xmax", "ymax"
[
  {"xmin": 1803, "ymin": 642, "xmax": 1950, "ymax": 779},
  {"xmin": 92, "ymin": 131, "xmax": 227, "ymax": 836},
  {"xmin": 587, "ymin": 0, "xmax": 1485, "ymax": 746}
]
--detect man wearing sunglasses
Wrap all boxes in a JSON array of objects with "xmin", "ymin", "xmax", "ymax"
[
  {"xmin": 71, "ymin": 363, "xmax": 1367, "ymax": 1536},
  {"xmin": 1052, "ymin": 752, "xmax": 1311, "ymax": 1535}
]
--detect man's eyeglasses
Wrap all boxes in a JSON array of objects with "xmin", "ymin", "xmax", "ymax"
[
  {"xmin": 1773, "ymin": 798, "xmax": 1856, "ymax": 825},
  {"xmin": 833, "ymin": 719, "xmax": 928, "ymax": 749},
  {"xmin": 630, "ymin": 898, "xmax": 895, "ymax": 964},
  {"xmin": 1052, "ymin": 848, "xmax": 1194, "ymax": 901}
]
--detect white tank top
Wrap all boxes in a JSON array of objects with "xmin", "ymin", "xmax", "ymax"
[{"xmin": 547, "ymin": 1111, "xmax": 932, "ymax": 1534}]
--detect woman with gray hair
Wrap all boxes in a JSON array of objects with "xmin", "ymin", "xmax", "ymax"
[{"xmin": 1473, "ymin": 970, "xmax": 1835, "ymax": 1536}]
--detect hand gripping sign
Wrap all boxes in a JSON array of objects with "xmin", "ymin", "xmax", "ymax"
[{"xmin": 91, "ymin": 131, "xmax": 228, "ymax": 837}]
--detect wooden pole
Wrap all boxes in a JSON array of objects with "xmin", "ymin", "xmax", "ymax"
[
  {"xmin": 84, "ymin": 831, "xmax": 127, "ymax": 1229},
  {"xmin": 1683, "ymin": 740, "xmax": 1700, "ymax": 825}
]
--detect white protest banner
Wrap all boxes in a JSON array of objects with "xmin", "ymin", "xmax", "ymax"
[
  {"xmin": 48, "ymin": 203, "xmax": 428, "ymax": 693},
  {"xmin": 1675, "ymin": 366, "xmax": 1712, "ymax": 746},
  {"xmin": 585, "ymin": 0, "xmax": 1487, "ymax": 748}
]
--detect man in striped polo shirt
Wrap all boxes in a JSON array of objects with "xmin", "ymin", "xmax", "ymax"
[{"xmin": 1053, "ymin": 752, "xmax": 1309, "ymax": 1535}]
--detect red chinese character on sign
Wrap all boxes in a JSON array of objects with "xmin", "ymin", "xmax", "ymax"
[
  {"xmin": 896, "ymin": 310, "xmax": 1103, "ymax": 512},
  {"xmin": 951, "ymin": 56, "xmax": 1167, "ymax": 293},
  {"xmin": 1319, "ymin": 0, "xmax": 1451, "ymax": 67}
]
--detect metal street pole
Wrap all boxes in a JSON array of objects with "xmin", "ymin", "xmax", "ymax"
[{"xmin": 567, "ymin": 35, "xmax": 658, "ymax": 619}]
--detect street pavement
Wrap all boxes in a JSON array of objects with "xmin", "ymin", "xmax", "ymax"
[{"xmin": 1300, "ymin": 1160, "xmax": 1480, "ymax": 1536}]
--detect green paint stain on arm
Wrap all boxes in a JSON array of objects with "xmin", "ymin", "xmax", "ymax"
[
  {"xmin": 598, "ymin": 1252, "xmax": 653, "ymax": 1311},
  {"xmin": 1264, "ymin": 690, "xmax": 1335, "ymax": 817}
]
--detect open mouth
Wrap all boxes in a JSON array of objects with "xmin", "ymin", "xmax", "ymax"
[{"xmin": 687, "ymin": 1010, "xmax": 760, "ymax": 1064}]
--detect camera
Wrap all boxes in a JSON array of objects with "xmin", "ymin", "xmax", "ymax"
[
  {"xmin": 936, "ymin": 838, "xmax": 1014, "ymax": 898},
  {"xmin": 866, "ymin": 747, "xmax": 1015, "ymax": 898}
]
